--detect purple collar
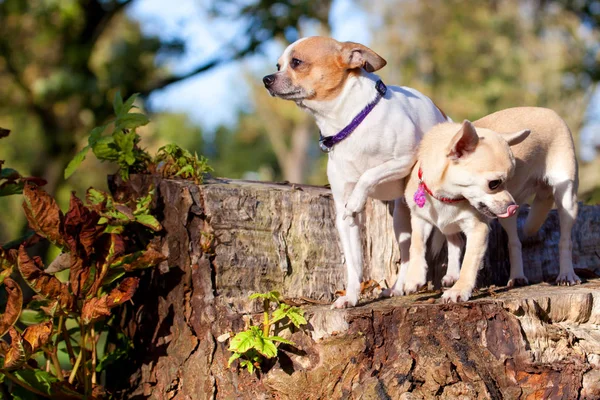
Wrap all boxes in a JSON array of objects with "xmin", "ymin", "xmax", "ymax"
[{"xmin": 319, "ymin": 79, "xmax": 387, "ymax": 153}]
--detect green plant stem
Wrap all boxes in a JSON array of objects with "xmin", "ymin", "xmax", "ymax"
[
  {"xmin": 263, "ymin": 299, "xmax": 270, "ymax": 337},
  {"xmin": 68, "ymin": 345, "xmax": 83, "ymax": 385},
  {"xmin": 91, "ymin": 325, "xmax": 97, "ymax": 385},
  {"xmin": 43, "ymin": 347, "xmax": 64, "ymax": 381},
  {"xmin": 60, "ymin": 318, "xmax": 76, "ymax": 366},
  {"xmin": 82, "ymin": 327, "xmax": 89, "ymax": 396},
  {"xmin": 2, "ymin": 370, "xmax": 51, "ymax": 398}
]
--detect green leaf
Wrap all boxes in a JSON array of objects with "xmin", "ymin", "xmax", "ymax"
[
  {"xmin": 286, "ymin": 308, "xmax": 307, "ymax": 328},
  {"xmin": 88, "ymin": 124, "xmax": 107, "ymax": 147},
  {"xmin": 103, "ymin": 225, "xmax": 124, "ymax": 234},
  {"xmin": 113, "ymin": 90, "xmax": 124, "ymax": 116},
  {"xmin": 228, "ymin": 329, "xmax": 260, "ymax": 354},
  {"xmin": 249, "ymin": 291, "xmax": 281, "ymax": 304},
  {"xmin": 113, "ymin": 131, "xmax": 135, "ymax": 154},
  {"xmin": 134, "ymin": 192, "xmax": 153, "ymax": 214},
  {"xmin": 86, "ymin": 187, "xmax": 107, "ymax": 206},
  {"xmin": 255, "ymin": 337, "xmax": 277, "ymax": 358},
  {"xmin": 122, "ymin": 93, "xmax": 139, "ymax": 113},
  {"xmin": 268, "ymin": 335, "xmax": 295, "ymax": 346},
  {"xmin": 0, "ymin": 181, "xmax": 24, "ymax": 196},
  {"xmin": 64, "ymin": 145, "xmax": 89, "ymax": 179},
  {"xmin": 102, "ymin": 270, "xmax": 126, "ymax": 287},
  {"xmin": 134, "ymin": 214, "xmax": 162, "ymax": 231},
  {"xmin": 92, "ymin": 136, "xmax": 119, "ymax": 161},
  {"xmin": 227, "ymin": 352, "xmax": 242, "ymax": 367},
  {"xmin": 12, "ymin": 369, "xmax": 58, "ymax": 395},
  {"xmin": 239, "ymin": 359, "xmax": 255, "ymax": 374},
  {"xmin": 116, "ymin": 113, "xmax": 150, "ymax": 130},
  {"xmin": 270, "ymin": 304, "xmax": 289, "ymax": 325},
  {"xmin": 18, "ymin": 309, "xmax": 48, "ymax": 326}
]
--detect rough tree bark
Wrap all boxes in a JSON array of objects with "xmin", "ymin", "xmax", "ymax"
[{"xmin": 107, "ymin": 176, "xmax": 600, "ymax": 399}]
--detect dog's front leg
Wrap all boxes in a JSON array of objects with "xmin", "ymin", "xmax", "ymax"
[
  {"xmin": 343, "ymin": 157, "xmax": 414, "ymax": 220},
  {"xmin": 442, "ymin": 221, "xmax": 489, "ymax": 303},
  {"xmin": 403, "ymin": 216, "xmax": 433, "ymax": 294},
  {"xmin": 441, "ymin": 233, "xmax": 463, "ymax": 287},
  {"xmin": 331, "ymin": 196, "xmax": 364, "ymax": 308}
]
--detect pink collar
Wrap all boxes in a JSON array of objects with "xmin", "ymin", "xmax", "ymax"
[{"xmin": 414, "ymin": 167, "xmax": 466, "ymax": 208}]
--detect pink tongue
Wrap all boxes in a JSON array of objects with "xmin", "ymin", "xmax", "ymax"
[{"xmin": 497, "ymin": 204, "xmax": 519, "ymax": 219}]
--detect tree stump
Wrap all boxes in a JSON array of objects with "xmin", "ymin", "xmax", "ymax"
[{"xmin": 107, "ymin": 176, "xmax": 600, "ymax": 399}]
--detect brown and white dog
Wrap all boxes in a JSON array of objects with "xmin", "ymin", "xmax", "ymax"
[
  {"xmin": 263, "ymin": 36, "xmax": 449, "ymax": 308},
  {"xmin": 400, "ymin": 107, "xmax": 580, "ymax": 302}
]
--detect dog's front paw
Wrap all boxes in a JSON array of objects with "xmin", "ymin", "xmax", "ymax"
[
  {"xmin": 441, "ymin": 286, "xmax": 472, "ymax": 303},
  {"xmin": 441, "ymin": 274, "xmax": 459, "ymax": 287},
  {"xmin": 331, "ymin": 293, "xmax": 358, "ymax": 309},
  {"xmin": 341, "ymin": 208, "xmax": 357, "ymax": 223},
  {"xmin": 507, "ymin": 275, "xmax": 529, "ymax": 287},
  {"xmin": 556, "ymin": 270, "xmax": 581, "ymax": 286},
  {"xmin": 403, "ymin": 278, "xmax": 426, "ymax": 295},
  {"xmin": 343, "ymin": 195, "xmax": 366, "ymax": 221}
]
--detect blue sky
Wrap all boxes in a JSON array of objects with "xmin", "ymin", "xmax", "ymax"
[{"xmin": 128, "ymin": 0, "xmax": 371, "ymax": 130}]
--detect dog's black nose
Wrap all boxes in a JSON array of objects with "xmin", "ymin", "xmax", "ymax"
[{"xmin": 263, "ymin": 74, "xmax": 275, "ymax": 88}]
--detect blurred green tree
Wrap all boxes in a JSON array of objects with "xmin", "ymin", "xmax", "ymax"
[
  {"xmin": 365, "ymin": 0, "xmax": 598, "ymax": 196},
  {"xmin": 0, "ymin": 0, "xmax": 331, "ymax": 244}
]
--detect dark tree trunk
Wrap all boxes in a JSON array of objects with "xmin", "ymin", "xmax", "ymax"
[{"xmin": 106, "ymin": 176, "xmax": 600, "ymax": 399}]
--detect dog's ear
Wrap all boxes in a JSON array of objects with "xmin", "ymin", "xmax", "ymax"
[
  {"xmin": 501, "ymin": 129, "xmax": 531, "ymax": 146},
  {"xmin": 447, "ymin": 120, "xmax": 479, "ymax": 160},
  {"xmin": 341, "ymin": 42, "xmax": 387, "ymax": 72}
]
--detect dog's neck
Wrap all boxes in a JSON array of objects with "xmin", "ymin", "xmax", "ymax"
[{"xmin": 299, "ymin": 71, "xmax": 382, "ymax": 137}]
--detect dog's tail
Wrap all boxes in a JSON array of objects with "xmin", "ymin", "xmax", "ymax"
[{"xmin": 523, "ymin": 195, "xmax": 554, "ymax": 236}]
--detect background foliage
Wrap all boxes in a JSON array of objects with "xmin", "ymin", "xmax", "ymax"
[{"xmin": 0, "ymin": 0, "xmax": 599, "ymax": 260}]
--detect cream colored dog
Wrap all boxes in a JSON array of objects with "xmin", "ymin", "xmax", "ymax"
[
  {"xmin": 399, "ymin": 107, "xmax": 580, "ymax": 302},
  {"xmin": 263, "ymin": 37, "xmax": 449, "ymax": 307}
]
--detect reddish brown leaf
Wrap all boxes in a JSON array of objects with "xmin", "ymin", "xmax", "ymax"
[
  {"xmin": 17, "ymin": 246, "xmax": 74, "ymax": 311},
  {"xmin": 0, "ymin": 278, "xmax": 23, "ymax": 338},
  {"xmin": 68, "ymin": 253, "xmax": 89, "ymax": 297},
  {"xmin": 114, "ymin": 204, "xmax": 134, "ymax": 220},
  {"xmin": 122, "ymin": 243, "xmax": 166, "ymax": 271},
  {"xmin": 3, "ymin": 327, "xmax": 32, "ymax": 370},
  {"xmin": 63, "ymin": 193, "xmax": 102, "ymax": 258},
  {"xmin": 82, "ymin": 277, "xmax": 139, "ymax": 325},
  {"xmin": 22, "ymin": 321, "xmax": 53, "ymax": 353},
  {"xmin": 21, "ymin": 177, "xmax": 47, "ymax": 187},
  {"xmin": 0, "ymin": 340, "xmax": 10, "ymax": 355},
  {"xmin": 106, "ymin": 277, "xmax": 139, "ymax": 307},
  {"xmin": 81, "ymin": 297, "xmax": 111, "ymax": 325},
  {"xmin": 88, "ymin": 234, "xmax": 126, "ymax": 296},
  {"xmin": 39, "ymin": 300, "xmax": 60, "ymax": 317},
  {"xmin": 22, "ymin": 183, "xmax": 66, "ymax": 248}
]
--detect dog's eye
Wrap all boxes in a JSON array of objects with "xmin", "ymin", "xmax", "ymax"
[
  {"xmin": 291, "ymin": 58, "xmax": 302, "ymax": 68},
  {"xmin": 276, "ymin": 64, "xmax": 280, "ymax": 71},
  {"xmin": 488, "ymin": 180, "xmax": 502, "ymax": 190}
]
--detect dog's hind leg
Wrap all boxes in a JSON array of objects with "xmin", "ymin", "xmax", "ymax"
[
  {"xmin": 382, "ymin": 198, "xmax": 411, "ymax": 297},
  {"xmin": 403, "ymin": 216, "xmax": 433, "ymax": 295},
  {"xmin": 498, "ymin": 215, "xmax": 528, "ymax": 287},
  {"xmin": 523, "ymin": 189, "xmax": 554, "ymax": 237},
  {"xmin": 552, "ymin": 179, "xmax": 581, "ymax": 285}
]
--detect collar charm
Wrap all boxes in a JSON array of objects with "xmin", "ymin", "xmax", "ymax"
[
  {"xmin": 318, "ymin": 79, "xmax": 387, "ymax": 153},
  {"xmin": 415, "ymin": 167, "xmax": 466, "ymax": 205}
]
